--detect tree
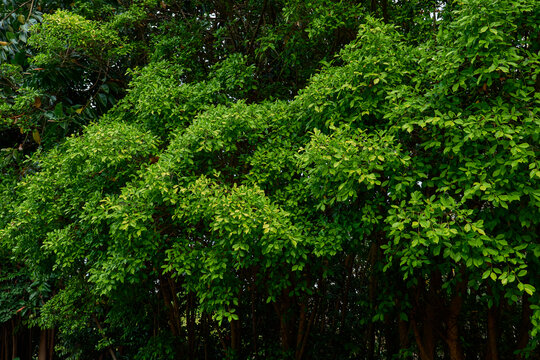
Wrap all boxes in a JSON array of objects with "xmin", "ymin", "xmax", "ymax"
[{"xmin": 1, "ymin": 0, "xmax": 538, "ymax": 359}]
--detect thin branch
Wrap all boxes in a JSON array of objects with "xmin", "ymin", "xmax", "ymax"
[
  {"xmin": 1, "ymin": 0, "xmax": 32, "ymax": 23},
  {"xmin": 248, "ymin": 0, "xmax": 268, "ymax": 55},
  {"xmin": 26, "ymin": 0, "xmax": 35, "ymax": 22}
]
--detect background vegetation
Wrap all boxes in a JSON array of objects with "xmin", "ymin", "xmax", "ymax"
[{"xmin": 1, "ymin": 0, "xmax": 539, "ymax": 359}]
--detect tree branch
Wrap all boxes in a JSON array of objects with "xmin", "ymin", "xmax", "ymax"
[{"xmin": 1, "ymin": 0, "xmax": 32, "ymax": 23}]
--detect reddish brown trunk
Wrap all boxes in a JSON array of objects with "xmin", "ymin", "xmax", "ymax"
[
  {"xmin": 3, "ymin": 324, "xmax": 9, "ymax": 360},
  {"xmin": 48, "ymin": 329, "xmax": 55, "ymax": 360},
  {"xmin": 274, "ymin": 289, "xmax": 296, "ymax": 352},
  {"xmin": 424, "ymin": 305, "xmax": 437, "ymax": 358},
  {"xmin": 38, "ymin": 329, "xmax": 47, "ymax": 360},
  {"xmin": 447, "ymin": 336, "xmax": 464, "ymax": 360},
  {"xmin": 169, "ymin": 277, "xmax": 183, "ymax": 338},
  {"xmin": 158, "ymin": 274, "xmax": 181, "ymax": 337},
  {"xmin": 340, "ymin": 254, "xmax": 354, "ymax": 332},
  {"xmin": 516, "ymin": 295, "xmax": 532, "ymax": 359},
  {"xmin": 315, "ymin": 275, "xmax": 327, "ymax": 333},
  {"xmin": 444, "ymin": 277, "xmax": 466, "ymax": 360},
  {"xmin": 398, "ymin": 319, "xmax": 409, "ymax": 349},
  {"xmin": 297, "ymin": 275, "xmax": 320, "ymax": 360},
  {"xmin": 11, "ymin": 319, "xmax": 17, "ymax": 360},
  {"xmin": 295, "ymin": 302, "xmax": 306, "ymax": 351},
  {"xmin": 250, "ymin": 283, "xmax": 257, "ymax": 354},
  {"xmin": 411, "ymin": 313, "xmax": 435, "ymax": 360},
  {"xmin": 187, "ymin": 292, "xmax": 196, "ymax": 358},
  {"xmin": 381, "ymin": 0, "xmax": 389, "ymax": 23},
  {"xmin": 485, "ymin": 285, "xmax": 499, "ymax": 360},
  {"xmin": 367, "ymin": 242, "xmax": 379, "ymax": 360},
  {"xmin": 297, "ymin": 302, "xmax": 316, "ymax": 360},
  {"xmin": 295, "ymin": 301, "xmax": 311, "ymax": 360},
  {"xmin": 486, "ymin": 304, "xmax": 499, "ymax": 360},
  {"xmin": 28, "ymin": 326, "xmax": 34, "ymax": 360},
  {"xmin": 411, "ymin": 273, "xmax": 441, "ymax": 360},
  {"xmin": 230, "ymin": 318, "xmax": 240, "ymax": 352}
]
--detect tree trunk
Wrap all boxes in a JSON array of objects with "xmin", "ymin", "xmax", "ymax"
[
  {"xmin": 411, "ymin": 313, "xmax": 435, "ymax": 360},
  {"xmin": 381, "ymin": 0, "xmax": 389, "ymax": 23},
  {"xmin": 38, "ymin": 329, "xmax": 47, "ymax": 360},
  {"xmin": 251, "ymin": 283, "xmax": 258, "ymax": 355},
  {"xmin": 11, "ymin": 319, "xmax": 17, "ymax": 360},
  {"xmin": 367, "ymin": 241, "xmax": 379, "ymax": 360},
  {"xmin": 486, "ymin": 305, "xmax": 499, "ymax": 360},
  {"xmin": 230, "ymin": 318, "xmax": 240, "ymax": 354},
  {"xmin": 485, "ymin": 285, "xmax": 499, "ymax": 360},
  {"xmin": 3, "ymin": 324, "xmax": 9, "ymax": 360},
  {"xmin": 274, "ymin": 288, "xmax": 296, "ymax": 352},
  {"xmin": 398, "ymin": 318, "xmax": 410, "ymax": 350},
  {"xmin": 297, "ymin": 300, "xmax": 316, "ymax": 360},
  {"xmin": 187, "ymin": 292, "xmax": 196, "ymax": 358},
  {"xmin": 444, "ymin": 277, "xmax": 466, "ymax": 360},
  {"xmin": 340, "ymin": 254, "xmax": 354, "ymax": 333},
  {"xmin": 159, "ymin": 274, "xmax": 182, "ymax": 337},
  {"xmin": 515, "ymin": 295, "xmax": 532, "ymax": 359},
  {"xmin": 48, "ymin": 329, "xmax": 55, "ymax": 360},
  {"xmin": 411, "ymin": 274, "xmax": 441, "ymax": 360}
]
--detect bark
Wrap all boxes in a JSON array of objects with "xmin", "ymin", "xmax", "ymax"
[
  {"xmin": 3, "ymin": 324, "xmax": 9, "ymax": 360},
  {"xmin": 486, "ymin": 304, "xmax": 499, "ymax": 360},
  {"xmin": 444, "ymin": 277, "xmax": 466, "ymax": 360},
  {"xmin": 251, "ymin": 284, "xmax": 257, "ymax": 355},
  {"xmin": 367, "ymin": 242, "xmax": 379, "ymax": 360},
  {"xmin": 203, "ymin": 314, "xmax": 209, "ymax": 360},
  {"xmin": 295, "ymin": 295, "xmax": 317, "ymax": 360},
  {"xmin": 314, "ymin": 275, "xmax": 327, "ymax": 333},
  {"xmin": 274, "ymin": 288, "xmax": 296, "ymax": 352},
  {"xmin": 187, "ymin": 292, "xmax": 196, "ymax": 358},
  {"xmin": 38, "ymin": 329, "xmax": 47, "ymax": 360},
  {"xmin": 297, "ymin": 300, "xmax": 316, "ymax": 360},
  {"xmin": 169, "ymin": 277, "xmax": 183, "ymax": 338},
  {"xmin": 516, "ymin": 295, "xmax": 532, "ymax": 359},
  {"xmin": 247, "ymin": 0, "xmax": 268, "ymax": 55},
  {"xmin": 230, "ymin": 319, "xmax": 240, "ymax": 353},
  {"xmin": 11, "ymin": 319, "xmax": 17, "ymax": 360},
  {"xmin": 398, "ymin": 318, "xmax": 410, "ymax": 350},
  {"xmin": 381, "ymin": 0, "xmax": 389, "ymax": 23},
  {"xmin": 485, "ymin": 285, "xmax": 499, "ymax": 360},
  {"xmin": 411, "ymin": 314, "xmax": 435, "ymax": 360},
  {"xmin": 340, "ymin": 254, "xmax": 354, "ymax": 332},
  {"xmin": 158, "ymin": 274, "xmax": 181, "ymax": 337},
  {"xmin": 295, "ymin": 302, "xmax": 306, "ymax": 352},
  {"xmin": 47, "ymin": 329, "xmax": 55, "ymax": 360},
  {"xmin": 411, "ymin": 274, "xmax": 440, "ymax": 360}
]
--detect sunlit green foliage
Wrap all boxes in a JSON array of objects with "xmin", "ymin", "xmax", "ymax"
[{"xmin": 1, "ymin": 0, "xmax": 539, "ymax": 359}]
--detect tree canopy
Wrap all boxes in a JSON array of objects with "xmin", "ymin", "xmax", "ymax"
[{"xmin": 1, "ymin": 0, "xmax": 539, "ymax": 359}]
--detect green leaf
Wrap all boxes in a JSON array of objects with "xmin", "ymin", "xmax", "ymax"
[{"xmin": 523, "ymin": 284, "xmax": 535, "ymax": 296}]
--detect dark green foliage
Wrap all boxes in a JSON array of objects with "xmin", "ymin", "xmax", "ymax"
[{"xmin": 1, "ymin": 1, "xmax": 539, "ymax": 359}]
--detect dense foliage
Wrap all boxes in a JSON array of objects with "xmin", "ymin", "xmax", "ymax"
[{"xmin": 1, "ymin": 0, "xmax": 539, "ymax": 359}]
